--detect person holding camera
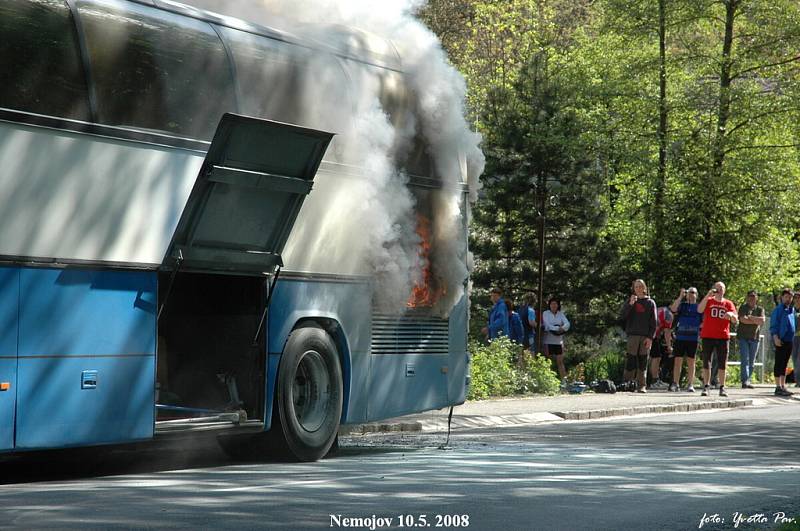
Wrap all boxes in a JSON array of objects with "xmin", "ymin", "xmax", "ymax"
[
  {"xmin": 542, "ymin": 297, "xmax": 570, "ymax": 380},
  {"xmin": 669, "ymin": 287, "xmax": 702, "ymax": 392},
  {"xmin": 620, "ymin": 279, "xmax": 657, "ymax": 393},
  {"xmin": 697, "ymin": 281, "xmax": 738, "ymax": 397}
]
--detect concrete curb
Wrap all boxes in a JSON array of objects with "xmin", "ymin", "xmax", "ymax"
[
  {"xmin": 340, "ymin": 398, "xmax": 754, "ymax": 435},
  {"xmin": 552, "ymin": 398, "xmax": 753, "ymax": 420}
]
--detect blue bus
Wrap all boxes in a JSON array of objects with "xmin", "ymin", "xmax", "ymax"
[{"xmin": 0, "ymin": 0, "xmax": 471, "ymax": 461}]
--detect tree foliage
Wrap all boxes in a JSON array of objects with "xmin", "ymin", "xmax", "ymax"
[{"xmin": 419, "ymin": 0, "xmax": 800, "ymax": 339}]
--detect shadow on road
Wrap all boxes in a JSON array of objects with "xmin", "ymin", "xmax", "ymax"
[{"xmin": 0, "ymin": 435, "xmax": 414, "ymax": 485}]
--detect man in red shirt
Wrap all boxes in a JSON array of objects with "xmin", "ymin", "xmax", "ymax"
[{"xmin": 697, "ymin": 281, "xmax": 739, "ymax": 397}]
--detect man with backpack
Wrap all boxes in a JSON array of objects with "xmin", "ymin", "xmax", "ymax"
[
  {"xmin": 517, "ymin": 292, "xmax": 537, "ymax": 354},
  {"xmin": 507, "ymin": 298, "xmax": 525, "ymax": 346}
]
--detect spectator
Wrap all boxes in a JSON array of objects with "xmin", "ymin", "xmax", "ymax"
[
  {"xmin": 648, "ymin": 306, "xmax": 673, "ymax": 390},
  {"xmin": 542, "ymin": 297, "xmax": 570, "ymax": 380},
  {"xmin": 669, "ymin": 287, "xmax": 702, "ymax": 392},
  {"xmin": 769, "ymin": 288, "xmax": 795, "ymax": 396},
  {"xmin": 737, "ymin": 290, "xmax": 765, "ymax": 389},
  {"xmin": 792, "ymin": 293, "xmax": 800, "ymax": 388},
  {"xmin": 517, "ymin": 293, "xmax": 537, "ymax": 354},
  {"xmin": 697, "ymin": 281, "xmax": 738, "ymax": 397},
  {"xmin": 620, "ymin": 279, "xmax": 657, "ymax": 393},
  {"xmin": 507, "ymin": 298, "xmax": 525, "ymax": 345},
  {"xmin": 481, "ymin": 287, "xmax": 509, "ymax": 340}
]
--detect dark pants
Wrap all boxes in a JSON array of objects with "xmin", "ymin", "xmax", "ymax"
[
  {"xmin": 624, "ymin": 335, "xmax": 650, "ymax": 389},
  {"xmin": 702, "ymin": 338, "xmax": 729, "ymax": 370},
  {"xmin": 775, "ymin": 342, "xmax": 792, "ymax": 378}
]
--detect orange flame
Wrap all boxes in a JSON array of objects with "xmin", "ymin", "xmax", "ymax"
[{"xmin": 407, "ymin": 215, "xmax": 445, "ymax": 308}]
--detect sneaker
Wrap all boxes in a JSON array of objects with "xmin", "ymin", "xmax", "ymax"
[
  {"xmin": 775, "ymin": 387, "xmax": 791, "ymax": 397},
  {"xmin": 711, "ymin": 383, "xmax": 719, "ymax": 389},
  {"xmin": 656, "ymin": 380, "xmax": 669, "ymax": 389},
  {"xmin": 668, "ymin": 383, "xmax": 678, "ymax": 392},
  {"xmin": 701, "ymin": 386, "xmax": 709, "ymax": 396},
  {"xmin": 795, "ymin": 383, "xmax": 800, "ymax": 388},
  {"xmin": 686, "ymin": 386, "xmax": 695, "ymax": 393},
  {"xmin": 719, "ymin": 387, "xmax": 728, "ymax": 397},
  {"xmin": 781, "ymin": 387, "xmax": 793, "ymax": 396},
  {"xmin": 637, "ymin": 387, "xmax": 647, "ymax": 393}
]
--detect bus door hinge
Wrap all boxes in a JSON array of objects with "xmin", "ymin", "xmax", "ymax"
[
  {"xmin": 252, "ymin": 263, "xmax": 282, "ymax": 346},
  {"xmin": 157, "ymin": 249, "xmax": 184, "ymax": 322}
]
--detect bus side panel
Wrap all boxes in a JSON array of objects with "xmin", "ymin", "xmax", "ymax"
[
  {"xmin": 447, "ymin": 294, "xmax": 469, "ymax": 405},
  {"xmin": 0, "ymin": 267, "xmax": 19, "ymax": 450},
  {"xmin": 15, "ymin": 268, "xmax": 156, "ymax": 449},
  {"xmin": 267, "ymin": 278, "xmax": 371, "ymax": 425},
  {"xmin": 367, "ymin": 354, "xmax": 449, "ymax": 421}
]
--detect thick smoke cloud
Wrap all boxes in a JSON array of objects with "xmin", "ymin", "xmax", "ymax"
[{"xmin": 182, "ymin": 0, "xmax": 484, "ymax": 316}]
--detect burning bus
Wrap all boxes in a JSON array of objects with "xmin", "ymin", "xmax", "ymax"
[{"xmin": 0, "ymin": 0, "xmax": 480, "ymax": 461}]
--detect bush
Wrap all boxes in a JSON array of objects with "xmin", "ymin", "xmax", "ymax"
[
  {"xmin": 584, "ymin": 351, "xmax": 625, "ymax": 383},
  {"xmin": 517, "ymin": 353, "xmax": 561, "ymax": 395},
  {"xmin": 566, "ymin": 362, "xmax": 585, "ymax": 384},
  {"xmin": 725, "ymin": 365, "xmax": 741, "ymax": 386},
  {"xmin": 563, "ymin": 331, "xmax": 626, "ymax": 375},
  {"xmin": 468, "ymin": 337, "xmax": 560, "ymax": 399},
  {"xmin": 468, "ymin": 337, "xmax": 517, "ymax": 400}
]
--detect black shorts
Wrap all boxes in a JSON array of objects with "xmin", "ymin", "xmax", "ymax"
[
  {"xmin": 650, "ymin": 339, "xmax": 667, "ymax": 359},
  {"xmin": 547, "ymin": 344, "xmax": 563, "ymax": 356},
  {"xmin": 701, "ymin": 338, "xmax": 729, "ymax": 370},
  {"xmin": 673, "ymin": 340, "xmax": 697, "ymax": 359}
]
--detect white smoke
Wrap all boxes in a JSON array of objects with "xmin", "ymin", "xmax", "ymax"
[{"xmin": 180, "ymin": 0, "xmax": 485, "ymax": 315}]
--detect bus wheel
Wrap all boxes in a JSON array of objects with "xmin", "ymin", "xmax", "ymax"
[{"xmin": 271, "ymin": 325, "xmax": 343, "ymax": 462}]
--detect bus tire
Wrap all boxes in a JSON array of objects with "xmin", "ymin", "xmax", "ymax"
[{"xmin": 270, "ymin": 325, "xmax": 343, "ymax": 462}]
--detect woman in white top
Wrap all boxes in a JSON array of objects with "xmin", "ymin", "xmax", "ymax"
[{"xmin": 542, "ymin": 297, "xmax": 570, "ymax": 379}]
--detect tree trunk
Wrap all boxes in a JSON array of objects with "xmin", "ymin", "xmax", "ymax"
[
  {"xmin": 652, "ymin": 0, "xmax": 669, "ymax": 296},
  {"xmin": 713, "ymin": 0, "xmax": 736, "ymax": 178}
]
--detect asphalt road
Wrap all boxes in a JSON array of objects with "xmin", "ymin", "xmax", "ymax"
[{"xmin": 1, "ymin": 401, "xmax": 799, "ymax": 531}]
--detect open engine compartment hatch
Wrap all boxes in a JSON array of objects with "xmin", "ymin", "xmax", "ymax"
[{"xmin": 163, "ymin": 113, "xmax": 333, "ymax": 274}]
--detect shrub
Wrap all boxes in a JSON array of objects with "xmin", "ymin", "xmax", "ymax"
[
  {"xmin": 566, "ymin": 362, "xmax": 585, "ymax": 384},
  {"xmin": 517, "ymin": 353, "xmax": 561, "ymax": 395},
  {"xmin": 584, "ymin": 351, "xmax": 625, "ymax": 383},
  {"xmin": 725, "ymin": 365, "xmax": 741, "ymax": 386},
  {"xmin": 468, "ymin": 337, "xmax": 560, "ymax": 399},
  {"xmin": 468, "ymin": 337, "xmax": 517, "ymax": 400},
  {"xmin": 563, "ymin": 331, "xmax": 626, "ymax": 375}
]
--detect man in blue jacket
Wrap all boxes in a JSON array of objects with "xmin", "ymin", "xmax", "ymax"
[
  {"xmin": 482, "ymin": 287, "xmax": 509, "ymax": 340},
  {"xmin": 770, "ymin": 288, "xmax": 795, "ymax": 396}
]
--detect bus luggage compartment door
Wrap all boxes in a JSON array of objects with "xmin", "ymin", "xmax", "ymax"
[
  {"xmin": 15, "ymin": 269, "xmax": 156, "ymax": 449},
  {"xmin": 0, "ymin": 267, "xmax": 19, "ymax": 450}
]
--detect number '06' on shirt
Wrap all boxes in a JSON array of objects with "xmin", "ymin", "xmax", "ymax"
[{"xmin": 701, "ymin": 298, "xmax": 736, "ymax": 339}]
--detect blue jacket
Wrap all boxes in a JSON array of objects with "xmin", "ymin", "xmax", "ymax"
[
  {"xmin": 488, "ymin": 299, "xmax": 510, "ymax": 339},
  {"xmin": 770, "ymin": 303, "xmax": 796, "ymax": 343},
  {"xmin": 509, "ymin": 311, "xmax": 524, "ymax": 343}
]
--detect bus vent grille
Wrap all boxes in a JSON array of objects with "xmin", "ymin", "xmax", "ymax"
[{"xmin": 371, "ymin": 314, "xmax": 450, "ymax": 355}]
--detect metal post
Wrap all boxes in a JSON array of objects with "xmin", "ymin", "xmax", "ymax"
[{"xmin": 536, "ymin": 174, "xmax": 546, "ymax": 355}]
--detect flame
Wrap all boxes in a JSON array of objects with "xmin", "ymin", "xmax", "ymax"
[{"xmin": 407, "ymin": 215, "xmax": 445, "ymax": 308}]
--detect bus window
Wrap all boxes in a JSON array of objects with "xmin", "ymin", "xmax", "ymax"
[
  {"xmin": 216, "ymin": 28, "xmax": 304, "ymax": 127},
  {"xmin": 218, "ymin": 26, "xmax": 352, "ymax": 162},
  {"xmin": 76, "ymin": 0, "xmax": 236, "ymax": 140},
  {"xmin": 0, "ymin": 0, "xmax": 90, "ymax": 120}
]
